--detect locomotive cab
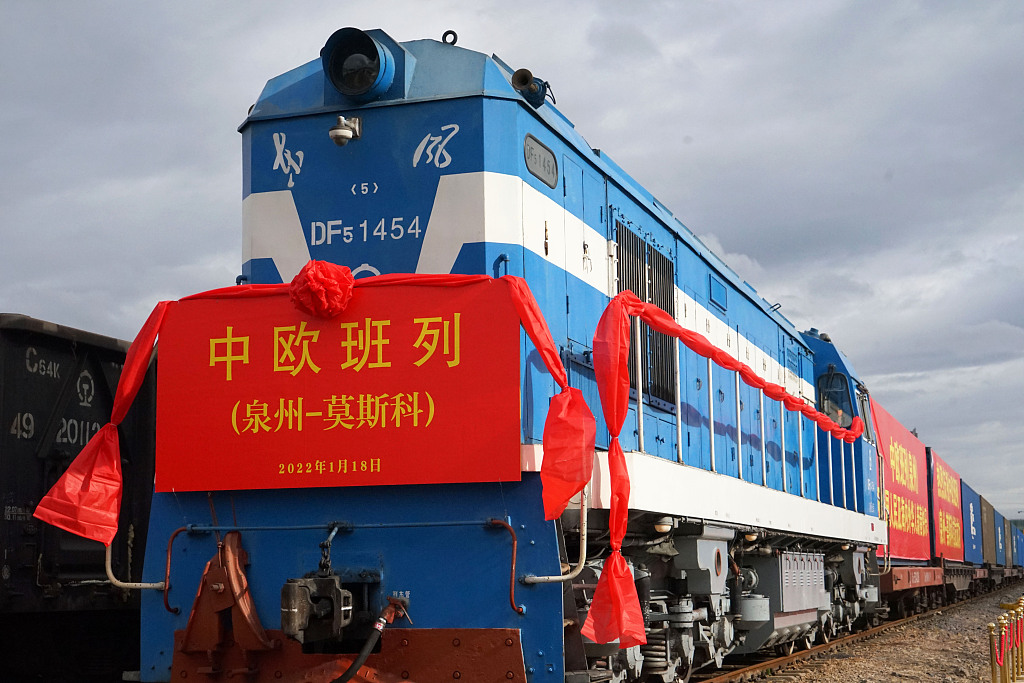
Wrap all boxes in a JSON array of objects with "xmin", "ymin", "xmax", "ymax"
[
  {"xmin": 801, "ymin": 328, "xmax": 879, "ymax": 516},
  {"xmin": 800, "ymin": 328, "xmax": 885, "ymax": 626}
]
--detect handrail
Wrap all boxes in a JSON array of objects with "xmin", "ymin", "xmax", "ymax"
[
  {"xmin": 522, "ymin": 489, "xmax": 588, "ymax": 584},
  {"xmin": 105, "ymin": 544, "xmax": 165, "ymax": 590}
]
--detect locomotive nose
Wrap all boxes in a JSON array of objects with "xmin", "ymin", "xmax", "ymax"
[{"xmin": 321, "ymin": 27, "xmax": 395, "ymax": 100}]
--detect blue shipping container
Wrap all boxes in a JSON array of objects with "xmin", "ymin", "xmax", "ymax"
[
  {"xmin": 961, "ymin": 481, "xmax": 984, "ymax": 565},
  {"xmin": 995, "ymin": 509, "xmax": 1006, "ymax": 566}
]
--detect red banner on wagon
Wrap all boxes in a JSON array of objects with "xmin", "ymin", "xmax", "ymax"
[
  {"xmin": 872, "ymin": 398, "xmax": 931, "ymax": 561},
  {"xmin": 155, "ymin": 282, "xmax": 521, "ymax": 492},
  {"xmin": 928, "ymin": 448, "xmax": 964, "ymax": 562}
]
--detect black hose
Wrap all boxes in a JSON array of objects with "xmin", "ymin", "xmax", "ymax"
[{"xmin": 332, "ymin": 616, "xmax": 386, "ymax": 683}]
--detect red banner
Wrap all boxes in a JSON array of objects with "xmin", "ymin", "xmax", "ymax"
[
  {"xmin": 155, "ymin": 281, "xmax": 520, "ymax": 491},
  {"xmin": 35, "ymin": 264, "xmax": 594, "ymax": 543},
  {"xmin": 929, "ymin": 449, "xmax": 964, "ymax": 562},
  {"xmin": 872, "ymin": 398, "xmax": 930, "ymax": 561}
]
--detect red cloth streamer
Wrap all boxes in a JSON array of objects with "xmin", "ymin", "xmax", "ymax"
[
  {"xmin": 609, "ymin": 291, "xmax": 863, "ymax": 443},
  {"xmin": 33, "ymin": 302, "xmax": 169, "ymax": 546},
  {"xmin": 501, "ymin": 276, "xmax": 596, "ymax": 519},
  {"xmin": 33, "ymin": 264, "xmax": 594, "ymax": 544},
  {"xmin": 582, "ymin": 291, "xmax": 868, "ymax": 647},
  {"xmin": 581, "ymin": 297, "xmax": 648, "ymax": 648},
  {"xmin": 540, "ymin": 387, "xmax": 596, "ymax": 519}
]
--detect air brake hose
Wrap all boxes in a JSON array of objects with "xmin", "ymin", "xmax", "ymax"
[
  {"xmin": 332, "ymin": 601, "xmax": 404, "ymax": 683},
  {"xmin": 332, "ymin": 620, "xmax": 384, "ymax": 683}
]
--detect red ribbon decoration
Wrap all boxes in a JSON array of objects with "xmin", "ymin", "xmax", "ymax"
[
  {"xmin": 33, "ymin": 264, "xmax": 595, "ymax": 545},
  {"xmin": 32, "ymin": 302, "xmax": 169, "ymax": 545},
  {"xmin": 582, "ymin": 291, "xmax": 865, "ymax": 647},
  {"xmin": 580, "ymin": 296, "xmax": 648, "ymax": 648},
  {"xmin": 601, "ymin": 291, "xmax": 864, "ymax": 444}
]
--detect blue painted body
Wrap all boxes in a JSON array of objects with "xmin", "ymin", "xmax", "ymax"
[
  {"xmin": 140, "ymin": 476, "xmax": 563, "ymax": 681},
  {"xmin": 140, "ymin": 27, "xmax": 884, "ymax": 681},
  {"xmin": 960, "ymin": 480, "xmax": 984, "ymax": 566},
  {"xmin": 238, "ymin": 30, "xmax": 821, "ymax": 464},
  {"xmin": 801, "ymin": 332, "xmax": 879, "ymax": 518}
]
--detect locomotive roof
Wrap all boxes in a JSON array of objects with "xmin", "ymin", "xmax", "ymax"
[{"xmin": 241, "ymin": 28, "xmax": 807, "ymax": 348}]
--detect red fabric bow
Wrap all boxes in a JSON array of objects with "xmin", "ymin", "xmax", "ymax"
[{"xmin": 289, "ymin": 260, "xmax": 355, "ymax": 318}]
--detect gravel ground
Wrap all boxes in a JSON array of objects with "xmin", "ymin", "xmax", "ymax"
[{"xmin": 775, "ymin": 584, "xmax": 1023, "ymax": 682}]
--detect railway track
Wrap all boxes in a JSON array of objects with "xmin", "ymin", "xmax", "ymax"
[
  {"xmin": 688, "ymin": 585, "xmax": 1015, "ymax": 683},
  {"xmin": 688, "ymin": 621, "xmax": 895, "ymax": 683}
]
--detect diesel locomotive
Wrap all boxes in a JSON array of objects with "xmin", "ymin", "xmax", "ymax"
[{"xmin": 24, "ymin": 25, "xmax": 1021, "ymax": 683}]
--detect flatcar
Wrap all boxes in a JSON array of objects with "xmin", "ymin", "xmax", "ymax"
[{"xmin": 29, "ymin": 25, "xmax": 1021, "ymax": 683}]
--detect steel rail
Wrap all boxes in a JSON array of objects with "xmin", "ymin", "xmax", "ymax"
[{"xmin": 691, "ymin": 583, "xmax": 1023, "ymax": 683}]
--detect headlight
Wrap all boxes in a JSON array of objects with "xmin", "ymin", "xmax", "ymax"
[{"xmin": 321, "ymin": 27, "xmax": 395, "ymax": 100}]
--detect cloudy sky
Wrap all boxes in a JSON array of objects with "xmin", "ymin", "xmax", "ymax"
[{"xmin": 3, "ymin": 2, "xmax": 1022, "ymax": 513}]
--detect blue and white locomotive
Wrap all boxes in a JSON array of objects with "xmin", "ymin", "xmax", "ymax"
[{"xmin": 138, "ymin": 27, "xmax": 888, "ymax": 682}]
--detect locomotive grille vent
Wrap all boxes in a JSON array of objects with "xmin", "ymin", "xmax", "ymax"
[{"xmin": 615, "ymin": 221, "xmax": 676, "ymax": 406}]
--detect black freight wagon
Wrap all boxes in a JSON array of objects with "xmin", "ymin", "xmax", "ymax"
[{"xmin": 0, "ymin": 314, "xmax": 153, "ymax": 681}]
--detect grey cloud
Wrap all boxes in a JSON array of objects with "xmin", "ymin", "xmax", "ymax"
[{"xmin": 2, "ymin": 0, "xmax": 1022, "ymax": 510}]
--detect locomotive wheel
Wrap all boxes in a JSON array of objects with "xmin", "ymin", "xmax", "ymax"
[
  {"xmin": 803, "ymin": 633, "xmax": 815, "ymax": 650},
  {"xmin": 818, "ymin": 616, "xmax": 834, "ymax": 644},
  {"xmin": 677, "ymin": 652, "xmax": 699, "ymax": 683},
  {"xmin": 775, "ymin": 640, "xmax": 796, "ymax": 656}
]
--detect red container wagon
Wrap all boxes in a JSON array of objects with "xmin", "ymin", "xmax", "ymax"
[
  {"xmin": 872, "ymin": 399, "xmax": 942, "ymax": 615},
  {"xmin": 926, "ymin": 448, "xmax": 973, "ymax": 601},
  {"xmin": 927, "ymin": 448, "xmax": 964, "ymax": 563}
]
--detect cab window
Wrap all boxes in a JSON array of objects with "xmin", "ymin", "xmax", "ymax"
[
  {"xmin": 856, "ymin": 386, "xmax": 875, "ymax": 444},
  {"xmin": 817, "ymin": 369, "xmax": 853, "ymax": 428}
]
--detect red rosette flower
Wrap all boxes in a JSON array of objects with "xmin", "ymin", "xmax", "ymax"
[{"xmin": 289, "ymin": 260, "xmax": 356, "ymax": 318}]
